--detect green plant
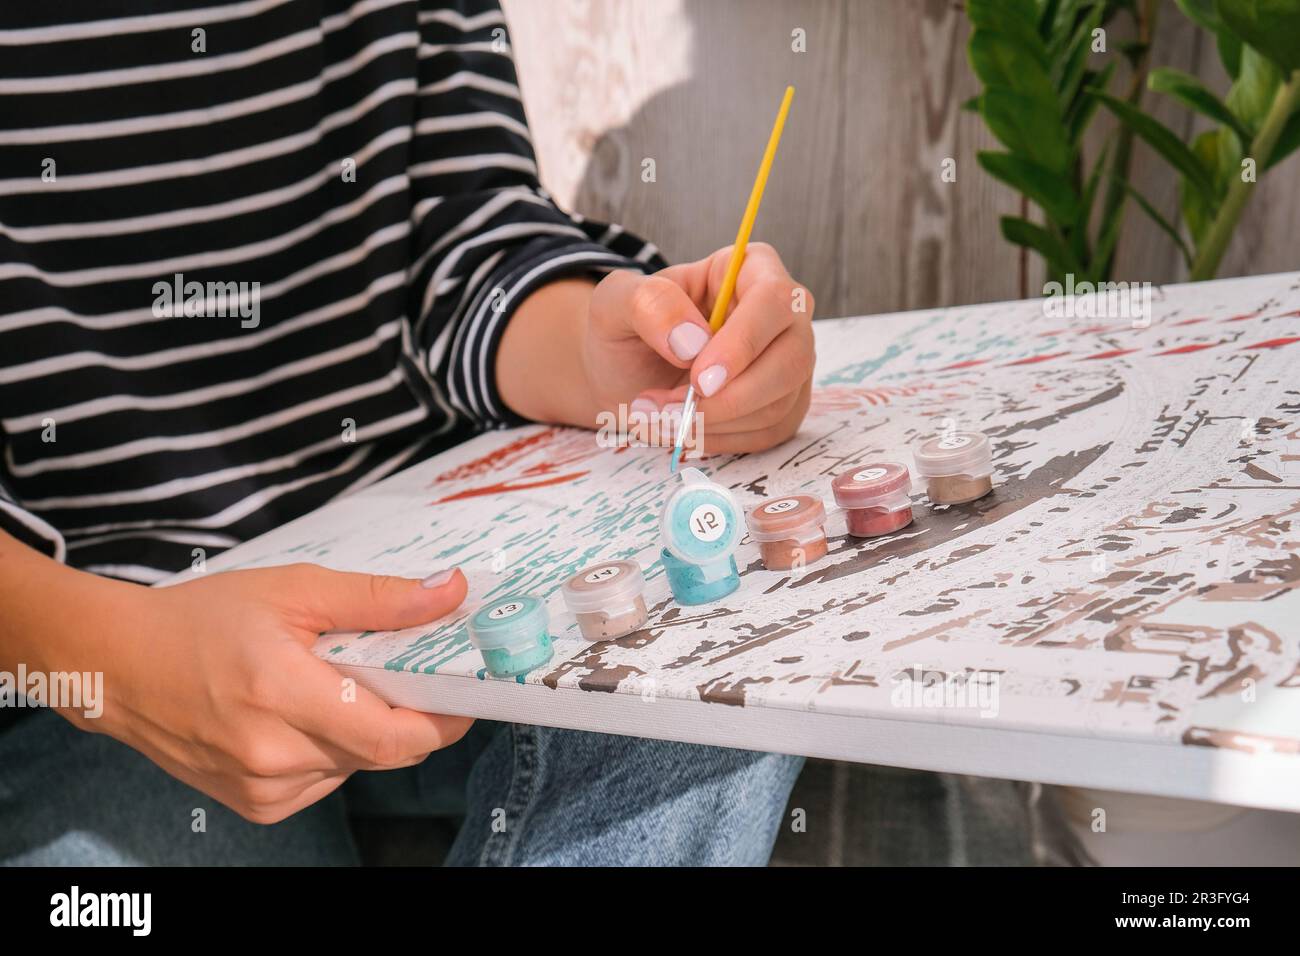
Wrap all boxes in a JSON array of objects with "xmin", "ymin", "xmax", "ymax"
[
  {"xmin": 966, "ymin": 0, "xmax": 1155, "ymax": 287},
  {"xmin": 967, "ymin": 0, "xmax": 1300, "ymax": 284}
]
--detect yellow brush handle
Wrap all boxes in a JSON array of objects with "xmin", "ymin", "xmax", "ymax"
[{"xmin": 706, "ymin": 85, "xmax": 795, "ymax": 332}]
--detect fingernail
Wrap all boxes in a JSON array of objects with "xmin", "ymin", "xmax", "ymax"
[
  {"xmin": 421, "ymin": 569, "xmax": 456, "ymax": 589},
  {"xmin": 668, "ymin": 323, "xmax": 709, "ymax": 361},
  {"xmin": 698, "ymin": 364, "xmax": 727, "ymax": 397}
]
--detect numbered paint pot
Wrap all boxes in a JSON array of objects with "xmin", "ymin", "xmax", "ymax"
[
  {"xmin": 562, "ymin": 560, "xmax": 649, "ymax": 641},
  {"xmin": 913, "ymin": 431, "xmax": 995, "ymax": 505},
  {"xmin": 746, "ymin": 494, "xmax": 829, "ymax": 570},
  {"xmin": 831, "ymin": 463, "xmax": 915, "ymax": 537},
  {"xmin": 467, "ymin": 594, "xmax": 554, "ymax": 678},
  {"xmin": 659, "ymin": 467, "xmax": 742, "ymax": 605}
]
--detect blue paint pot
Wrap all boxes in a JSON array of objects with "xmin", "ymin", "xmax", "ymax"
[
  {"xmin": 467, "ymin": 594, "xmax": 554, "ymax": 678},
  {"xmin": 659, "ymin": 467, "xmax": 742, "ymax": 605}
]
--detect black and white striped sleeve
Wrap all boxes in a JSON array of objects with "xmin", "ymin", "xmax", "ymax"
[
  {"xmin": 0, "ymin": 466, "xmax": 65, "ymax": 562},
  {"xmin": 407, "ymin": 0, "xmax": 666, "ymax": 428}
]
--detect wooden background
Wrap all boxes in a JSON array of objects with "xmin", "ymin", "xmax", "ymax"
[{"xmin": 501, "ymin": 0, "xmax": 1300, "ymax": 319}]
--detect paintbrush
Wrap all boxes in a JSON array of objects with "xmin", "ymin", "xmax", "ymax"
[{"xmin": 670, "ymin": 85, "xmax": 795, "ymax": 473}]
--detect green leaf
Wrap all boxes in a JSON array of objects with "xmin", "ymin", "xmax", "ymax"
[
  {"xmin": 1181, "ymin": 130, "xmax": 1223, "ymax": 243},
  {"xmin": 1218, "ymin": 31, "xmax": 1244, "ymax": 78},
  {"xmin": 1055, "ymin": 4, "xmax": 1106, "ymax": 106},
  {"xmin": 1216, "ymin": 0, "xmax": 1300, "ymax": 74},
  {"xmin": 1149, "ymin": 67, "xmax": 1255, "ymax": 142},
  {"xmin": 1224, "ymin": 44, "xmax": 1283, "ymax": 137},
  {"xmin": 1092, "ymin": 89, "xmax": 1220, "ymax": 203},
  {"xmin": 969, "ymin": 29, "xmax": 1058, "ymax": 102},
  {"xmin": 982, "ymin": 88, "xmax": 1072, "ymax": 173},
  {"xmin": 978, "ymin": 151, "xmax": 1081, "ymax": 223},
  {"xmin": 961, "ymin": 94, "xmax": 982, "ymax": 113},
  {"xmin": 1176, "ymin": 0, "xmax": 1231, "ymax": 34},
  {"xmin": 968, "ymin": 0, "xmax": 1050, "ymax": 66},
  {"xmin": 1000, "ymin": 216, "xmax": 1083, "ymax": 276},
  {"xmin": 1067, "ymin": 62, "xmax": 1117, "ymax": 143},
  {"xmin": 1111, "ymin": 177, "xmax": 1196, "ymax": 268},
  {"xmin": 1266, "ymin": 107, "xmax": 1300, "ymax": 167}
]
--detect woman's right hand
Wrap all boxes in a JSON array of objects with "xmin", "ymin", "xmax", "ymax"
[{"xmin": 33, "ymin": 555, "xmax": 474, "ymax": 824}]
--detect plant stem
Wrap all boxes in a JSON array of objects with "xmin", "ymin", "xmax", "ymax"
[
  {"xmin": 1190, "ymin": 70, "xmax": 1300, "ymax": 281},
  {"xmin": 1096, "ymin": 0, "xmax": 1158, "ymax": 280}
]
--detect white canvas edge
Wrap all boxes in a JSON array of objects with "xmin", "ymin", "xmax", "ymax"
[{"xmin": 338, "ymin": 663, "xmax": 1300, "ymax": 814}]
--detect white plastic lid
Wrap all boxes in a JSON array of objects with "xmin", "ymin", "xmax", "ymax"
[
  {"xmin": 561, "ymin": 560, "xmax": 647, "ymax": 614},
  {"xmin": 913, "ymin": 431, "xmax": 993, "ymax": 479},
  {"xmin": 659, "ymin": 467, "xmax": 742, "ymax": 566}
]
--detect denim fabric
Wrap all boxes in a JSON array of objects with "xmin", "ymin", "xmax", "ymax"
[{"xmin": 0, "ymin": 710, "xmax": 802, "ymax": 867}]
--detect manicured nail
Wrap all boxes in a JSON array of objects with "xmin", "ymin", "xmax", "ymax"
[
  {"xmin": 668, "ymin": 323, "xmax": 709, "ymax": 362},
  {"xmin": 421, "ymin": 569, "xmax": 456, "ymax": 589},
  {"xmin": 698, "ymin": 364, "xmax": 727, "ymax": 397}
]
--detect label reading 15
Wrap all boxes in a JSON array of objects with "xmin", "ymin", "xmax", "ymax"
[{"xmin": 763, "ymin": 498, "xmax": 800, "ymax": 515}]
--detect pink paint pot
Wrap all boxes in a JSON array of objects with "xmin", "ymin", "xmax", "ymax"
[
  {"xmin": 745, "ymin": 494, "xmax": 829, "ymax": 571},
  {"xmin": 831, "ymin": 463, "xmax": 915, "ymax": 538}
]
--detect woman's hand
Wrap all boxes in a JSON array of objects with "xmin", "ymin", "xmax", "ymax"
[
  {"xmin": 586, "ymin": 243, "xmax": 815, "ymax": 456},
  {"xmin": 498, "ymin": 243, "xmax": 815, "ymax": 457},
  {"xmin": 54, "ymin": 561, "xmax": 472, "ymax": 824}
]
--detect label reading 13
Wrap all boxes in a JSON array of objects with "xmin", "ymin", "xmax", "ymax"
[{"xmin": 488, "ymin": 601, "xmax": 524, "ymax": 620}]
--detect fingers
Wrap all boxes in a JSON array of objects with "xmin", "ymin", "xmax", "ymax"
[
  {"xmin": 695, "ymin": 323, "xmax": 815, "ymax": 425},
  {"xmin": 278, "ymin": 649, "xmax": 475, "ymax": 771},
  {"xmin": 272, "ymin": 564, "xmax": 468, "ymax": 635},
  {"xmin": 687, "ymin": 243, "xmax": 813, "ymax": 399},
  {"xmin": 632, "ymin": 324, "xmax": 814, "ymax": 452},
  {"xmin": 590, "ymin": 269, "xmax": 712, "ymax": 369}
]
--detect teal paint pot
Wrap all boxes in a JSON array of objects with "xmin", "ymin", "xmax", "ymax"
[
  {"xmin": 660, "ymin": 547, "xmax": 740, "ymax": 605},
  {"xmin": 467, "ymin": 594, "xmax": 554, "ymax": 678},
  {"xmin": 659, "ymin": 467, "xmax": 742, "ymax": 605}
]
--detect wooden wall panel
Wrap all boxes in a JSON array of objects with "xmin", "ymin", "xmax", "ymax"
[{"xmin": 502, "ymin": 0, "xmax": 1298, "ymax": 318}]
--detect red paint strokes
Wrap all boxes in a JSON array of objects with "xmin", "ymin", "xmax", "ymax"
[
  {"xmin": 1080, "ymin": 348, "xmax": 1140, "ymax": 361},
  {"xmin": 1003, "ymin": 351, "xmax": 1070, "ymax": 366},
  {"xmin": 1173, "ymin": 317, "xmax": 1210, "ymax": 326},
  {"xmin": 432, "ymin": 471, "xmax": 591, "ymax": 504},
  {"xmin": 1222, "ymin": 311, "xmax": 1263, "ymax": 322},
  {"xmin": 433, "ymin": 427, "xmax": 564, "ymax": 483},
  {"xmin": 1157, "ymin": 343, "xmax": 1217, "ymax": 355},
  {"xmin": 939, "ymin": 359, "xmax": 989, "ymax": 370},
  {"xmin": 1241, "ymin": 336, "xmax": 1300, "ymax": 350}
]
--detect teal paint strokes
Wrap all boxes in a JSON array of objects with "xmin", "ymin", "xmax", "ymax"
[{"xmin": 819, "ymin": 341, "xmax": 909, "ymax": 386}]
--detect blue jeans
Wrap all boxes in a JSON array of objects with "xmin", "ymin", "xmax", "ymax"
[{"xmin": 0, "ymin": 710, "xmax": 802, "ymax": 866}]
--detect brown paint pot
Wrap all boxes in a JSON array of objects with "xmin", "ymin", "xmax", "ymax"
[
  {"xmin": 831, "ymin": 462, "xmax": 915, "ymax": 538},
  {"xmin": 561, "ymin": 560, "xmax": 649, "ymax": 641},
  {"xmin": 913, "ymin": 431, "xmax": 995, "ymax": 505},
  {"xmin": 745, "ymin": 494, "xmax": 828, "ymax": 571}
]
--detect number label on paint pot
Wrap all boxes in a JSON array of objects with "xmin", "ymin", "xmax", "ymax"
[
  {"xmin": 763, "ymin": 498, "xmax": 800, "ymax": 515},
  {"xmin": 938, "ymin": 434, "xmax": 971, "ymax": 450},
  {"xmin": 488, "ymin": 601, "xmax": 524, "ymax": 620},
  {"xmin": 852, "ymin": 467, "xmax": 888, "ymax": 482},
  {"xmin": 583, "ymin": 565, "xmax": 622, "ymax": 584},
  {"xmin": 688, "ymin": 503, "xmax": 727, "ymax": 542}
]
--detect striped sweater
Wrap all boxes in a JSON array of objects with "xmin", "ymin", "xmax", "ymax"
[{"xmin": 0, "ymin": 0, "xmax": 662, "ymax": 583}]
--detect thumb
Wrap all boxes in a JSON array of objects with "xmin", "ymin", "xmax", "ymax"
[
  {"xmin": 277, "ymin": 565, "xmax": 468, "ymax": 634},
  {"xmin": 592, "ymin": 269, "xmax": 711, "ymax": 370}
]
